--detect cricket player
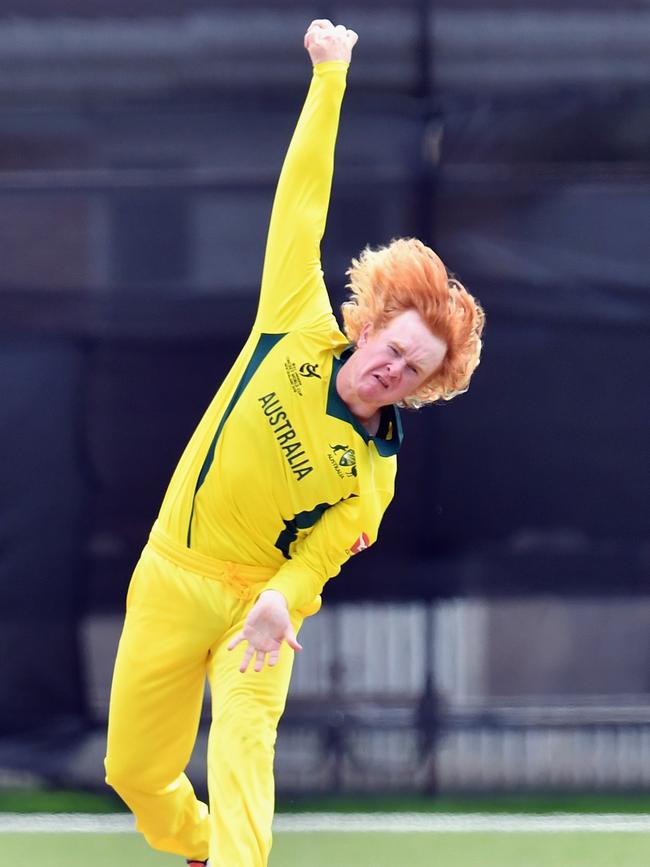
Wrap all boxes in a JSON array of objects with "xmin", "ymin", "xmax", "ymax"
[{"xmin": 105, "ymin": 19, "xmax": 484, "ymax": 867}]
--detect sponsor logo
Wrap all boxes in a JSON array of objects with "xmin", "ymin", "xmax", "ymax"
[
  {"xmin": 258, "ymin": 392, "xmax": 313, "ymax": 481},
  {"xmin": 299, "ymin": 362, "xmax": 321, "ymax": 379},
  {"xmin": 350, "ymin": 532, "xmax": 370, "ymax": 555},
  {"xmin": 327, "ymin": 443, "xmax": 357, "ymax": 478}
]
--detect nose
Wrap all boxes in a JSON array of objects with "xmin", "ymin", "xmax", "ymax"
[{"xmin": 385, "ymin": 359, "xmax": 404, "ymax": 380}]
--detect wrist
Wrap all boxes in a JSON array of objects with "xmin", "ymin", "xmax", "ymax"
[
  {"xmin": 313, "ymin": 60, "xmax": 350, "ymax": 71},
  {"xmin": 259, "ymin": 589, "xmax": 289, "ymax": 609}
]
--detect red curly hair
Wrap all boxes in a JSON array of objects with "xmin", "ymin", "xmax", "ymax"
[{"xmin": 341, "ymin": 238, "xmax": 485, "ymax": 408}]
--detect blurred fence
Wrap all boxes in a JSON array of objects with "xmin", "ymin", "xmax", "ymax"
[
  {"xmin": 276, "ymin": 716, "xmax": 650, "ymax": 793},
  {"xmin": 272, "ymin": 597, "xmax": 650, "ymax": 792},
  {"xmin": 68, "ymin": 599, "xmax": 650, "ymax": 794}
]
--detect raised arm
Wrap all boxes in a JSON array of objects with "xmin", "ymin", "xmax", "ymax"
[{"xmin": 254, "ymin": 21, "xmax": 359, "ymax": 333}]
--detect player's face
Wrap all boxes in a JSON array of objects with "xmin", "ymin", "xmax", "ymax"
[{"xmin": 353, "ymin": 309, "xmax": 447, "ymax": 407}]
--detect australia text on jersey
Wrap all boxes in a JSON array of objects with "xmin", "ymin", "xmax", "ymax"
[{"xmin": 258, "ymin": 392, "xmax": 314, "ymax": 480}]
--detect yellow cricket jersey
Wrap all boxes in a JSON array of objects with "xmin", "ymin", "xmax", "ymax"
[{"xmin": 154, "ymin": 61, "xmax": 403, "ymax": 615}]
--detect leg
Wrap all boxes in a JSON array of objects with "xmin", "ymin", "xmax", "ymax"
[
  {"xmin": 105, "ymin": 547, "xmax": 219, "ymax": 860},
  {"xmin": 206, "ymin": 609, "xmax": 302, "ymax": 867}
]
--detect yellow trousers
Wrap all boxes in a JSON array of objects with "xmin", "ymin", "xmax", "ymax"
[{"xmin": 105, "ymin": 529, "xmax": 302, "ymax": 866}]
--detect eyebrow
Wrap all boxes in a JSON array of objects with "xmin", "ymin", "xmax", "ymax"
[{"xmin": 391, "ymin": 340, "xmax": 420, "ymax": 372}]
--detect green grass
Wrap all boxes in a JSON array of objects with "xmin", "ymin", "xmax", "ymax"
[
  {"xmin": 0, "ymin": 788, "xmax": 126, "ymax": 813},
  {"xmin": 1, "ymin": 832, "xmax": 650, "ymax": 867},
  {"xmin": 4, "ymin": 787, "xmax": 650, "ymax": 814}
]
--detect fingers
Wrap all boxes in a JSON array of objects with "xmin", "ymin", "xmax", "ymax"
[
  {"xmin": 227, "ymin": 632, "xmax": 244, "ymax": 652},
  {"xmin": 335, "ymin": 25, "xmax": 358, "ymax": 50},
  {"xmin": 230, "ymin": 630, "xmax": 261, "ymax": 672},
  {"xmin": 232, "ymin": 635, "xmax": 301, "ymax": 673},
  {"xmin": 239, "ymin": 644, "xmax": 255, "ymax": 674},
  {"xmin": 284, "ymin": 624, "xmax": 303, "ymax": 653},
  {"xmin": 308, "ymin": 19, "xmax": 334, "ymax": 33},
  {"xmin": 241, "ymin": 646, "xmax": 276, "ymax": 673},
  {"xmin": 304, "ymin": 20, "xmax": 358, "ymax": 52},
  {"xmin": 304, "ymin": 19, "xmax": 332, "ymax": 48}
]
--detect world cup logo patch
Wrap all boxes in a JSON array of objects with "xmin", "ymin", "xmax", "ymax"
[{"xmin": 299, "ymin": 362, "xmax": 321, "ymax": 379}]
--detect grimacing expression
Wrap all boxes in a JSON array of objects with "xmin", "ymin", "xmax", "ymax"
[{"xmin": 353, "ymin": 309, "xmax": 448, "ymax": 407}]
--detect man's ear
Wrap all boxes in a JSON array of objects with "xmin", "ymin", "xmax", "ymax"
[{"xmin": 357, "ymin": 322, "xmax": 373, "ymax": 347}]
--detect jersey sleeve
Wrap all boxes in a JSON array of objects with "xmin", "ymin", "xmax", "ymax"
[
  {"xmin": 253, "ymin": 61, "xmax": 349, "ymax": 334},
  {"xmin": 263, "ymin": 486, "xmax": 394, "ymax": 614}
]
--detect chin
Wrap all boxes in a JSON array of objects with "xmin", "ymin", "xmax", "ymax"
[{"xmin": 359, "ymin": 383, "xmax": 386, "ymax": 403}]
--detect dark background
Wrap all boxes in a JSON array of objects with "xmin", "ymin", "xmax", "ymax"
[{"xmin": 0, "ymin": 0, "xmax": 648, "ymax": 734}]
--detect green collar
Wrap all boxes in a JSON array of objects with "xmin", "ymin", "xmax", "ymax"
[{"xmin": 326, "ymin": 346, "xmax": 403, "ymax": 457}]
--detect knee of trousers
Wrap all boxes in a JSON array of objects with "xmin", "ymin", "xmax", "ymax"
[
  {"xmin": 104, "ymin": 750, "xmax": 173, "ymax": 798},
  {"xmin": 104, "ymin": 753, "xmax": 138, "ymax": 797},
  {"xmin": 211, "ymin": 711, "xmax": 279, "ymax": 761}
]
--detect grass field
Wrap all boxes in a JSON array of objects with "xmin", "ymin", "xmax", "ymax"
[
  {"xmin": 5, "ymin": 788, "xmax": 650, "ymax": 814},
  {"xmin": 2, "ymin": 830, "xmax": 650, "ymax": 867},
  {"xmin": 3, "ymin": 793, "xmax": 650, "ymax": 867}
]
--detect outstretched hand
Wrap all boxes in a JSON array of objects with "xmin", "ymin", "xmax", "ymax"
[
  {"xmin": 304, "ymin": 19, "xmax": 358, "ymax": 65},
  {"xmin": 227, "ymin": 590, "xmax": 303, "ymax": 673}
]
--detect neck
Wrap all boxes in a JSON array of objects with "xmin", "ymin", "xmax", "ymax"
[{"xmin": 355, "ymin": 407, "xmax": 381, "ymax": 436}]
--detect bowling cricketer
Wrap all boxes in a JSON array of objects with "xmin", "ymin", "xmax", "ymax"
[{"xmin": 105, "ymin": 18, "xmax": 484, "ymax": 867}]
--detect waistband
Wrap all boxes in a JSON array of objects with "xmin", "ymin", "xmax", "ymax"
[{"xmin": 147, "ymin": 522, "xmax": 276, "ymax": 602}]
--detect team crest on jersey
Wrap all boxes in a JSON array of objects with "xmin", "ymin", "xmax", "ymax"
[
  {"xmin": 299, "ymin": 362, "xmax": 321, "ymax": 379},
  {"xmin": 328, "ymin": 443, "xmax": 357, "ymax": 478},
  {"xmin": 350, "ymin": 532, "xmax": 370, "ymax": 555}
]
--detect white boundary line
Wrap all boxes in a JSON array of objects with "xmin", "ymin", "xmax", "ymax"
[
  {"xmin": 2, "ymin": 813, "xmax": 650, "ymax": 833},
  {"xmin": 277, "ymin": 813, "xmax": 650, "ymax": 833}
]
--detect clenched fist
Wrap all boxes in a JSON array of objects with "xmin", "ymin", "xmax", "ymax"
[{"xmin": 304, "ymin": 19, "xmax": 359, "ymax": 65}]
